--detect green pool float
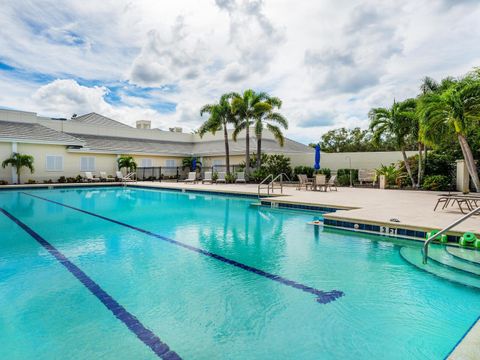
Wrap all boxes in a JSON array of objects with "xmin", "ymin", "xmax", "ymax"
[
  {"xmin": 459, "ymin": 232, "xmax": 478, "ymax": 247},
  {"xmin": 426, "ymin": 230, "xmax": 448, "ymax": 243},
  {"xmin": 475, "ymin": 239, "xmax": 480, "ymax": 249}
]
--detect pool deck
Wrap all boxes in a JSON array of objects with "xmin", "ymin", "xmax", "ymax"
[
  {"xmin": 449, "ymin": 318, "xmax": 480, "ymax": 360},
  {"xmin": 129, "ymin": 182, "xmax": 480, "ymax": 235}
]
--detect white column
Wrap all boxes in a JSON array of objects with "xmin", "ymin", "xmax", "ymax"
[{"xmin": 11, "ymin": 142, "xmax": 18, "ymax": 184}]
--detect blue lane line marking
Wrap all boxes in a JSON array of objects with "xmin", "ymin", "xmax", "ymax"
[
  {"xmin": 0, "ymin": 208, "xmax": 181, "ymax": 360},
  {"xmin": 22, "ymin": 192, "xmax": 344, "ymax": 304}
]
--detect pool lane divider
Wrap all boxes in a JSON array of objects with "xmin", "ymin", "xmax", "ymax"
[
  {"xmin": 22, "ymin": 192, "xmax": 344, "ymax": 304},
  {"xmin": 0, "ymin": 208, "xmax": 181, "ymax": 360}
]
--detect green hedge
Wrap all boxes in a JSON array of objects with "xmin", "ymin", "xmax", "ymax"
[
  {"xmin": 336, "ymin": 169, "xmax": 358, "ymax": 186},
  {"xmin": 422, "ymin": 175, "xmax": 451, "ymax": 191}
]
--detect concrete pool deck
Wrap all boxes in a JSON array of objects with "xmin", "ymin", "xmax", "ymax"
[{"xmin": 130, "ymin": 182, "xmax": 480, "ymax": 236}]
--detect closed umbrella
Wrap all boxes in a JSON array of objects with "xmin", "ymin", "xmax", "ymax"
[
  {"xmin": 192, "ymin": 157, "xmax": 197, "ymax": 171},
  {"xmin": 314, "ymin": 144, "xmax": 321, "ymax": 170}
]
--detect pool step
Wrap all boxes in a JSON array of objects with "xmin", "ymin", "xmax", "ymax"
[
  {"xmin": 427, "ymin": 246, "xmax": 480, "ymax": 277},
  {"xmin": 446, "ymin": 246, "xmax": 480, "ymax": 265},
  {"xmin": 400, "ymin": 247, "xmax": 480, "ymax": 290}
]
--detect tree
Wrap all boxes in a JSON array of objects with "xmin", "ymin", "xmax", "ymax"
[
  {"xmin": 117, "ymin": 155, "xmax": 137, "ymax": 173},
  {"xmin": 253, "ymin": 96, "xmax": 288, "ymax": 168},
  {"xmin": 230, "ymin": 89, "xmax": 272, "ymax": 178},
  {"xmin": 199, "ymin": 94, "xmax": 236, "ymax": 174},
  {"xmin": 1, "ymin": 153, "xmax": 34, "ymax": 184},
  {"xmin": 369, "ymin": 99, "xmax": 418, "ymax": 187},
  {"xmin": 419, "ymin": 73, "xmax": 480, "ymax": 192}
]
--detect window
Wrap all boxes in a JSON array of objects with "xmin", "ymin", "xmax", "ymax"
[
  {"xmin": 46, "ymin": 155, "xmax": 63, "ymax": 171},
  {"xmin": 141, "ymin": 158, "xmax": 153, "ymax": 167},
  {"xmin": 165, "ymin": 159, "xmax": 176, "ymax": 167},
  {"xmin": 80, "ymin": 157, "xmax": 96, "ymax": 171},
  {"xmin": 212, "ymin": 159, "xmax": 224, "ymax": 166}
]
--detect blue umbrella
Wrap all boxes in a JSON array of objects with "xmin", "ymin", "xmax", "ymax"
[
  {"xmin": 192, "ymin": 157, "xmax": 197, "ymax": 170},
  {"xmin": 314, "ymin": 144, "xmax": 321, "ymax": 170}
]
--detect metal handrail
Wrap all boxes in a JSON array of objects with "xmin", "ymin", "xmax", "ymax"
[
  {"xmin": 423, "ymin": 205, "xmax": 480, "ymax": 264},
  {"xmin": 258, "ymin": 174, "xmax": 274, "ymax": 198},
  {"xmin": 122, "ymin": 172, "xmax": 137, "ymax": 186}
]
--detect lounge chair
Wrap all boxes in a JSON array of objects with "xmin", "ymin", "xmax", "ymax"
[
  {"xmin": 358, "ymin": 169, "xmax": 376, "ymax": 186},
  {"xmin": 296, "ymin": 174, "xmax": 313, "ymax": 190},
  {"xmin": 314, "ymin": 174, "xmax": 326, "ymax": 191},
  {"xmin": 100, "ymin": 171, "xmax": 115, "ymax": 182},
  {"xmin": 184, "ymin": 172, "xmax": 197, "ymax": 183},
  {"xmin": 325, "ymin": 175, "xmax": 338, "ymax": 191},
  {"xmin": 217, "ymin": 172, "xmax": 226, "ymax": 183},
  {"xmin": 202, "ymin": 171, "xmax": 213, "ymax": 184},
  {"xmin": 235, "ymin": 171, "xmax": 246, "ymax": 183},
  {"xmin": 84, "ymin": 172, "xmax": 96, "ymax": 182}
]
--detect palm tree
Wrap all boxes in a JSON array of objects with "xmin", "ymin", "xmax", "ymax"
[
  {"xmin": 253, "ymin": 96, "xmax": 289, "ymax": 168},
  {"xmin": 117, "ymin": 155, "xmax": 137, "ymax": 174},
  {"xmin": 230, "ymin": 90, "xmax": 272, "ymax": 177},
  {"xmin": 418, "ymin": 74, "xmax": 480, "ymax": 192},
  {"xmin": 2, "ymin": 153, "xmax": 34, "ymax": 184},
  {"xmin": 199, "ymin": 94, "xmax": 236, "ymax": 174},
  {"xmin": 369, "ymin": 99, "xmax": 417, "ymax": 187}
]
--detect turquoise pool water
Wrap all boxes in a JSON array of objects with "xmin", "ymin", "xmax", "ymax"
[{"xmin": 0, "ymin": 186, "xmax": 479, "ymax": 359}]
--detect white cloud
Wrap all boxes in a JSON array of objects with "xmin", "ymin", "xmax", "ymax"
[{"xmin": 0, "ymin": 0, "xmax": 479, "ymax": 144}]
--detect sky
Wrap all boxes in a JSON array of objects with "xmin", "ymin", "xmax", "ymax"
[{"xmin": 0, "ymin": 0, "xmax": 479, "ymax": 144}]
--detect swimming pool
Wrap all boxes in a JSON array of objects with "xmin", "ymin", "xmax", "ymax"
[{"xmin": 1, "ymin": 186, "xmax": 479, "ymax": 359}]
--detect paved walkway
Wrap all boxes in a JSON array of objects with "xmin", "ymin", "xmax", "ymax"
[{"xmin": 134, "ymin": 182, "xmax": 480, "ymax": 235}]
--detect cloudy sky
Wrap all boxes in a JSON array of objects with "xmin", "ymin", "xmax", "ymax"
[{"xmin": 0, "ymin": 0, "xmax": 479, "ymax": 144}]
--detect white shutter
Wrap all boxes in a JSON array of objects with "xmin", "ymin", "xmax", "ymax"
[
  {"xmin": 80, "ymin": 157, "xmax": 95, "ymax": 171},
  {"xmin": 46, "ymin": 155, "xmax": 63, "ymax": 171},
  {"xmin": 141, "ymin": 159, "xmax": 153, "ymax": 167}
]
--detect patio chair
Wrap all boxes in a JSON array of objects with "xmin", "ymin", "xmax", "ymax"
[
  {"xmin": 99, "ymin": 171, "xmax": 115, "ymax": 182},
  {"xmin": 202, "ymin": 171, "xmax": 213, "ymax": 184},
  {"xmin": 314, "ymin": 174, "xmax": 326, "ymax": 191},
  {"xmin": 217, "ymin": 172, "xmax": 226, "ymax": 183},
  {"xmin": 184, "ymin": 172, "xmax": 197, "ymax": 183},
  {"xmin": 84, "ymin": 172, "xmax": 96, "ymax": 182},
  {"xmin": 325, "ymin": 175, "xmax": 338, "ymax": 191},
  {"xmin": 296, "ymin": 174, "xmax": 313, "ymax": 190},
  {"xmin": 235, "ymin": 171, "xmax": 246, "ymax": 183}
]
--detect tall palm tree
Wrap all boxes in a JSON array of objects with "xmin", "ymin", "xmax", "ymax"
[
  {"xmin": 117, "ymin": 155, "xmax": 137, "ymax": 173},
  {"xmin": 2, "ymin": 153, "xmax": 34, "ymax": 184},
  {"xmin": 419, "ymin": 74, "xmax": 480, "ymax": 192},
  {"xmin": 253, "ymin": 96, "xmax": 289, "ymax": 168},
  {"xmin": 199, "ymin": 94, "xmax": 236, "ymax": 174},
  {"xmin": 230, "ymin": 89, "xmax": 272, "ymax": 177},
  {"xmin": 369, "ymin": 99, "xmax": 417, "ymax": 187}
]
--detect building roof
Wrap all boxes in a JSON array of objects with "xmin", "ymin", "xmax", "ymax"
[
  {"xmin": 69, "ymin": 133, "xmax": 311, "ymax": 157},
  {"xmin": 69, "ymin": 134, "xmax": 194, "ymax": 156},
  {"xmin": 70, "ymin": 113, "xmax": 132, "ymax": 129},
  {"xmin": 0, "ymin": 120, "xmax": 84, "ymax": 145}
]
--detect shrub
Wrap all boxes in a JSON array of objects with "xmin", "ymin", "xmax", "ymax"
[
  {"xmin": 212, "ymin": 171, "xmax": 219, "ymax": 182},
  {"xmin": 26, "ymin": 179, "xmax": 36, "ymax": 184},
  {"xmin": 225, "ymin": 173, "xmax": 236, "ymax": 183},
  {"xmin": 243, "ymin": 153, "xmax": 293, "ymax": 182},
  {"xmin": 75, "ymin": 175, "xmax": 83, "ymax": 183},
  {"xmin": 44, "ymin": 179, "xmax": 53, "ymax": 184},
  {"xmin": 422, "ymin": 175, "xmax": 452, "ymax": 191},
  {"xmin": 66, "ymin": 177, "xmax": 77, "ymax": 183},
  {"xmin": 294, "ymin": 166, "xmax": 314, "ymax": 180},
  {"xmin": 337, "ymin": 169, "xmax": 358, "ymax": 186},
  {"xmin": 58, "ymin": 176, "xmax": 66, "ymax": 183},
  {"xmin": 375, "ymin": 164, "xmax": 400, "ymax": 186},
  {"xmin": 317, "ymin": 168, "xmax": 331, "ymax": 178},
  {"xmin": 0, "ymin": 180, "xmax": 8, "ymax": 185}
]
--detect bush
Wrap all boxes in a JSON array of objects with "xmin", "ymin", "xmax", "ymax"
[
  {"xmin": 294, "ymin": 166, "xmax": 315, "ymax": 180},
  {"xmin": 243, "ymin": 153, "xmax": 293, "ymax": 182},
  {"xmin": 317, "ymin": 168, "xmax": 331, "ymax": 178},
  {"xmin": 337, "ymin": 169, "xmax": 358, "ymax": 186},
  {"xmin": 375, "ymin": 164, "xmax": 400, "ymax": 186},
  {"xmin": 26, "ymin": 179, "xmax": 36, "ymax": 184},
  {"xmin": 225, "ymin": 173, "xmax": 236, "ymax": 183},
  {"xmin": 58, "ymin": 176, "xmax": 66, "ymax": 183},
  {"xmin": 44, "ymin": 179, "xmax": 53, "ymax": 184},
  {"xmin": 422, "ymin": 175, "xmax": 452, "ymax": 191},
  {"xmin": 0, "ymin": 180, "xmax": 8, "ymax": 185}
]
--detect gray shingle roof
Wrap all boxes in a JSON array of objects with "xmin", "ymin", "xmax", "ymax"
[
  {"xmin": 0, "ymin": 121, "xmax": 84, "ymax": 144},
  {"xmin": 70, "ymin": 133, "xmax": 311, "ymax": 156},
  {"xmin": 70, "ymin": 113, "xmax": 132, "ymax": 128},
  {"xmin": 70, "ymin": 134, "xmax": 194, "ymax": 155}
]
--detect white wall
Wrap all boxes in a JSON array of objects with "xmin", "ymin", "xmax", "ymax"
[{"xmin": 288, "ymin": 151, "xmax": 418, "ymax": 170}]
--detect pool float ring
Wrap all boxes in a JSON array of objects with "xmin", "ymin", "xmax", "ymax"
[
  {"xmin": 426, "ymin": 230, "xmax": 448, "ymax": 243},
  {"xmin": 459, "ymin": 232, "xmax": 477, "ymax": 247},
  {"xmin": 475, "ymin": 239, "xmax": 480, "ymax": 249}
]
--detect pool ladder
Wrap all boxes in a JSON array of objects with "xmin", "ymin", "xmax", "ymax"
[
  {"xmin": 121, "ymin": 172, "xmax": 137, "ymax": 187},
  {"xmin": 257, "ymin": 173, "xmax": 291, "ymax": 199},
  {"xmin": 423, "ymin": 205, "xmax": 480, "ymax": 264}
]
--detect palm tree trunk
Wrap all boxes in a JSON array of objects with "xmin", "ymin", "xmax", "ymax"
[
  {"xmin": 256, "ymin": 134, "xmax": 262, "ymax": 168},
  {"xmin": 245, "ymin": 124, "xmax": 250, "ymax": 178},
  {"xmin": 417, "ymin": 143, "xmax": 423, "ymax": 188},
  {"xmin": 223, "ymin": 125, "xmax": 230, "ymax": 175},
  {"xmin": 17, "ymin": 167, "xmax": 20, "ymax": 184},
  {"xmin": 457, "ymin": 133, "xmax": 480, "ymax": 192},
  {"xmin": 401, "ymin": 148, "xmax": 415, "ymax": 188}
]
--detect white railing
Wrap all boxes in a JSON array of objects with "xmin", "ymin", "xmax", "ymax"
[
  {"xmin": 423, "ymin": 206, "xmax": 480, "ymax": 264},
  {"xmin": 122, "ymin": 172, "xmax": 137, "ymax": 186},
  {"xmin": 257, "ymin": 173, "xmax": 290, "ymax": 199}
]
